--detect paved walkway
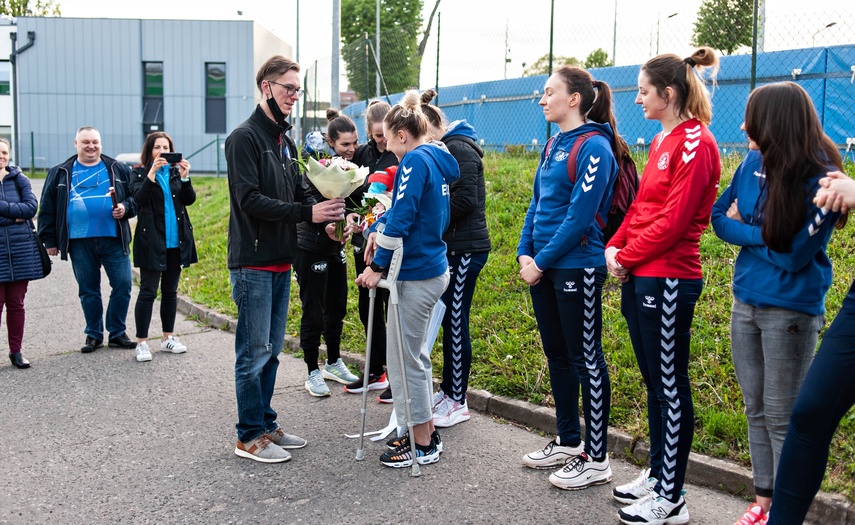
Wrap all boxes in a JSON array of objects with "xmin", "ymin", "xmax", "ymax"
[{"xmin": 0, "ymin": 180, "xmax": 761, "ymax": 524}]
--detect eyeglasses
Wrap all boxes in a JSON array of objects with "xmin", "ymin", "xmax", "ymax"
[{"xmin": 268, "ymin": 80, "xmax": 304, "ymax": 98}]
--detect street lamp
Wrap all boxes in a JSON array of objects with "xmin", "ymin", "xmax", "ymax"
[
  {"xmin": 656, "ymin": 12, "xmax": 679, "ymax": 55},
  {"xmin": 812, "ymin": 22, "xmax": 837, "ymax": 47}
]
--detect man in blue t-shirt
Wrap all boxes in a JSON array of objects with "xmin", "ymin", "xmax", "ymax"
[{"xmin": 38, "ymin": 126, "xmax": 137, "ymax": 353}]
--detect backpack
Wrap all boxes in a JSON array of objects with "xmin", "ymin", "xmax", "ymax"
[{"xmin": 544, "ymin": 131, "xmax": 639, "ymax": 242}]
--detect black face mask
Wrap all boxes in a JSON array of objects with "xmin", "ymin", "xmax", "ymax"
[{"xmin": 266, "ymin": 96, "xmax": 288, "ymax": 127}]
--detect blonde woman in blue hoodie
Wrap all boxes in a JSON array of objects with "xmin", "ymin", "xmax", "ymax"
[
  {"xmin": 356, "ymin": 90, "xmax": 459, "ymax": 468},
  {"xmin": 517, "ymin": 66, "xmax": 623, "ymax": 490}
]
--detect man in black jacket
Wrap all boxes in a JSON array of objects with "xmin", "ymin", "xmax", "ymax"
[
  {"xmin": 38, "ymin": 126, "xmax": 138, "ymax": 354},
  {"xmin": 226, "ymin": 55, "xmax": 345, "ymax": 464}
]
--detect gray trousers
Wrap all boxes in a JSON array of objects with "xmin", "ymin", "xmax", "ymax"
[
  {"xmin": 387, "ymin": 272, "xmax": 449, "ymax": 426},
  {"xmin": 730, "ymin": 298, "xmax": 821, "ymax": 494}
]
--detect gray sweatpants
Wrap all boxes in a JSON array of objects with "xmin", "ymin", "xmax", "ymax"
[{"xmin": 386, "ymin": 272, "xmax": 450, "ymax": 426}]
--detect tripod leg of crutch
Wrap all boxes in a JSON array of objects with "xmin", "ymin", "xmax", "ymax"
[{"xmin": 355, "ymin": 287, "xmax": 377, "ymax": 461}]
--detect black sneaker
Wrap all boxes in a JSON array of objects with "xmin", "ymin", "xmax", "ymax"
[
  {"xmin": 379, "ymin": 439, "xmax": 440, "ymax": 468},
  {"xmin": 108, "ymin": 333, "xmax": 136, "ymax": 349},
  {"xmin": 386, "ymin": 430, "xmax": 443, "ymax": 453},
  {"xmin": 378, "ymin": 386, "xmax": 393, "ymax": 404},
  {"xmin": 81, "ymin": 336, "xmax": 103, "ymax": 353},
  {"xmin": 343, "ymin": 372, "xmax": 389, "ymax": 393}
]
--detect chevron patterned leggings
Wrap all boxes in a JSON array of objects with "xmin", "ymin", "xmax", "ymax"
[
  {"xmin": 530, "ymin": 266, "xmax": 611, "ymax": 459},
  {"xmin": 621, "ymin": 276, "xmax": 703, "ymax": 503},
  {"xmin": 439, "ymin": 251, "xmax": 489, "ymax": 402}
]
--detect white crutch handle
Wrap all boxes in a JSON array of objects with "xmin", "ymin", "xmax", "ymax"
[{"xmin": 375, "ymin": 228, "xmax": 403, "ymax": 290}]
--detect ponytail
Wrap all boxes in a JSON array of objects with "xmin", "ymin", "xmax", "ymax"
[
  {"xmin": 641, "ymin": 46, "xmax": 719, "ymax": 126},
  {"xmin": 384, "ymin": 90, "xmax": 428, "ymax": 138},
  {"xmin": 325, "ymin": 108, "xmax": 357, "ymax": 143}
]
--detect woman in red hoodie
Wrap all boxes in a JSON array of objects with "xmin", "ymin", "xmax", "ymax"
[{"xmin": 606, "ymin": 46, "xmax": 721, "ymax": 525}]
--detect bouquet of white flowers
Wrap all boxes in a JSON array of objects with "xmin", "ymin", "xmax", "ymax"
[{"xmin": 305, "ymin": 156, "xmax": 369, "ymax": 238}]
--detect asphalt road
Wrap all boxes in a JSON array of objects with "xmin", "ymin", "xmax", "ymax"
[{"xmin": 0, "ymin": 178, "xmax": 754, "ymax": 524}]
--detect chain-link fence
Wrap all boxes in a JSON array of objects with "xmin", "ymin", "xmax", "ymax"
[{"xmin": 305, "ymin": 0, "xmax": 854, "ymax": 159}]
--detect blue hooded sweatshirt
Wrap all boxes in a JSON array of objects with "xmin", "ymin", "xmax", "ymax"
[
  {"xmin": 517, "ymin": 122, "xmax": 618, "ymax": 270},
  {"xmin": 443, "ymin": 120, "xmax": 478, "ymax": 143},
  {"xmin": 372, "ymin": 143, "xmax": 460, "ymax": 281},
  {"xmin": 711, "ymin": 149, "xmax": 839, "ymax": 316}
]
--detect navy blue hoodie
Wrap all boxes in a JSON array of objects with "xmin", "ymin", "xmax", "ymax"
[
  {"xmin": 517, "ymin": 122, "xmax": 618, "ymax": 270},
  {"xmin": 372, "ymin": 143, "xmax": 460, "ymax": 280}
]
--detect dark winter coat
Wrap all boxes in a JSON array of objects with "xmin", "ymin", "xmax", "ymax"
[
  {"xmin": 129, "ymin": 165, "xmax": 198, "ymax": 270},
  {"xmin": 37, "ymin": 154, "xmax": 136, "ymax": 260},
  {"xmin": 441, "ymin": 121, "xmax": 491, "ymax": 255},
  {"xmin": 0, "ymin": 167, "xmax": 44, "ymax": 282}
]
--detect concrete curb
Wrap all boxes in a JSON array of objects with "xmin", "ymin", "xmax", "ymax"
[{"xmin": 175, "ymin": 292, "xmax": 853, "ymax": 524}]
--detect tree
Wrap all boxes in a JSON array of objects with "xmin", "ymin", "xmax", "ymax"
[
  {"xmin": 341, "ymin": 0, "xmax": 441, "ymax": 100},
  {"xmin": 0, "ymin": 0, "xmax": 61, "ymax": 16},
  {"xmin": 583, "ymin": 48, "xmax": 613, "ymax": 69},
  {"xmin": 691, "ymin": 0, "xmax": 752, "ymax": 55},
  {"xmin": 522, "ymin": 54, "xmax": 580, "ymax": 77}
]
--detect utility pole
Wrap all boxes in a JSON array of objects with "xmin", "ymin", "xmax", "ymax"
[{"xmin": 332, "ymin": 0, "xmax": 341, "ymax": 109}]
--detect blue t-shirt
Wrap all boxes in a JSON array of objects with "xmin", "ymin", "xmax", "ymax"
[
  {"xmin": 155, "ymin": 166, "xmax": 179, "ymax": 248},
  {"xmin": 67, "ymin": 160, "xmax": 117, "ymax": 239}
]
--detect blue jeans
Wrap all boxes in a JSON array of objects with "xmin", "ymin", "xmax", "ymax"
[
  {"xmin": 622, "ymin": 276, "xmax": 703, "ymax": 503},
  {"xmin": 730, "ymin": 298, "xmax": 820, "ymax": 496},
  {"xmin": 230, "ymin": 268, "xmax": 291, "ymax": 444},
  {"xmin": 769, "ymin": 280, "xmax": 855, "ymax": 525},
  {"xmin": 530, "ymin": 266, "xmax": 610, "ymax": 458},
  {"xmin": 439, "ymin": 251, "xmax": 489, "ymax": 402},
  {"xmin": 68, "ymin": 237, "xmax": 132, "ymax": 340}
]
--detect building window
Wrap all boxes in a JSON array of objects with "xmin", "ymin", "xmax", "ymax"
[
  {"xmin": 0, "ymin": 62, "xmax": 10, "ymax": 96},
  {"xmin": 142, "ymin": 62, "xmax": 164, "ymax": 135},
  {"xmin": 205, "ymin": 62, "xmax": 226, "ymax": 134}
]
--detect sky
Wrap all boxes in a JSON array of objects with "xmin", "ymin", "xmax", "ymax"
[{"xmin": 56, "ymin": 0, "xmax": 852, "ymax": 92}]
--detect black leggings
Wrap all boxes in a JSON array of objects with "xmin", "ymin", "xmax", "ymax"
[{"xmin": 135, "ymin": 249, "xmax": 182, "ymax": 339}]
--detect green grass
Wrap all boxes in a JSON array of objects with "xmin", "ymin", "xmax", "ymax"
[{"xmin": 180, "ymin": 153, "xmax": 855, "ymax": 500}]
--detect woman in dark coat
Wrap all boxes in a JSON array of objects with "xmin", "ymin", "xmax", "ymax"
[
  {"xmin": 0, "ymin": 138, "xmax": 44, "ymax": 369},
  {"xmin": 128, "ymin": 132, "xmax": 197, "ymax": 363}
]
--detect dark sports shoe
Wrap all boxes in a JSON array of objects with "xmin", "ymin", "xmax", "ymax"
[
  {"xmin": 386, "ymin": 430, "xmax": 443, "ymax": 454},
  {"xmin": 380, "ymin": 439, "xmax": 440, "ymax": 468},
  {"xmin": 108, "ymin": 333, "xmax": 136, "ymax": 349},
  {"xmin": 343, "ymin": 372, "xmax": 389, "ymax": 393},
  {"xmin": 378, "ymin": 387, "xmax": 393, "ymax": 404},
  {"xmin": 81, "ymin": 336, "xmax": 103, "ymax": 353}
]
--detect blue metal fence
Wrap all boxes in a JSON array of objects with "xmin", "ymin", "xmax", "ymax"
[{"xmin": 343, "ymin": 45, "xmax": 855, "ymax": 160}]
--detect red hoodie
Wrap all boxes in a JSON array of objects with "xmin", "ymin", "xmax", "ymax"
[{"xmin": 607, "ymin": 118, "xmax": 721, "ymax": 279}]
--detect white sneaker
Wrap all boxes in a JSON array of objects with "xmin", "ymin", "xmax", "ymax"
[
  {"xmin": 432, "ymin": 390, "xmax": 446, "ymax": 409},
  {"xmin": 135, "ymin": 341, "xmax": 152, "ymax": 362},
  {"xmin": 522, "ymin": 437, "xmax": 584, "ymax": 469},
  {"xmin": 549, "ymin": 453, "xmax": 612, "ymax": 490},
  {"xmin": 618, "ymin": 493, "xmax": 690, "ymax": 525},
  {"xmin": 161, "ymin": 335, "xmax": 187, "ymax": 354},
  {"xmin": 321, "ymin": 358, "xmax": 359, "ymax": 384},
  {"xmin": 432, "ymin": 396, "xmax": 471, "ymax": 428},
  {"xmin": 304, "ymin": 369, "xmax": 331, "ymax": 397},
  {"xmin": 613, "ymin": 467, "xmax": 657, "ymax": 504}
]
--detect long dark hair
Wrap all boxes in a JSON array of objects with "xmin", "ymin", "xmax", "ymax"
[
  {"xmin": 554, "ymin": 66, "xmax": 629, "ymax": 162},
  {"xmin": 745, "ymin": 81, "xmax": 845, "ymax": 252},
  {"xmin": 141, "ymin": 132, "xmax": 175, "ymax": 168},
  {"xmin": 641, "ymin": 47, "xmax": 719, "ymax": 126}
]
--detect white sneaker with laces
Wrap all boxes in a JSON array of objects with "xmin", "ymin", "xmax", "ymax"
[
  {"xmin": 432, "ymin": 390, "xmax": 446, "ymax": 409},
  {"xmin": 432, "ymin": 396, "xmax": 471, "ymax": 428},
  {"xmin": 549, "ymin": 452, "xmax": 612, "ymax": 490},
  {"xmin": 618, "ymin": 493, "xmax": 690, "ymax": 525},
  {"xmin": 522, "ymin": 437, "xmax": 584, "ymax": 469},
  {"xmin": 613, "ymin": 467, "xmax": 657, "ymax": 504},
  {"xmin": 161, "ymin": 335, "xmax": 188, "ymax": 354},
  {"xmin": 135, "ymin": 341, "xmax": 152, "ymax": 362},
  {"xmin": 322, "ymin": 358, "xmax": 359, "ymax": 384},
  {"xmin": 305, "ymin": 369, "xmax": 331, "ymax": 397}
]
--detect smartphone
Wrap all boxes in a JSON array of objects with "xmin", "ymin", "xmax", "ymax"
[{"xmin": 161, "ymin": 152, "xmax": 183, "ymax": 164}]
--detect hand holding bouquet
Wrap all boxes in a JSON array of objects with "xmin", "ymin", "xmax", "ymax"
[{"xmin": 305, "ymin": 156, "xmax": 369, "ymax": 238}]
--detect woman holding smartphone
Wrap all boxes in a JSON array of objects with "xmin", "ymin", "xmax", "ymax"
[{"xmin": 129, "ymin": 132, "xmax": 197, "ymax": 362}]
